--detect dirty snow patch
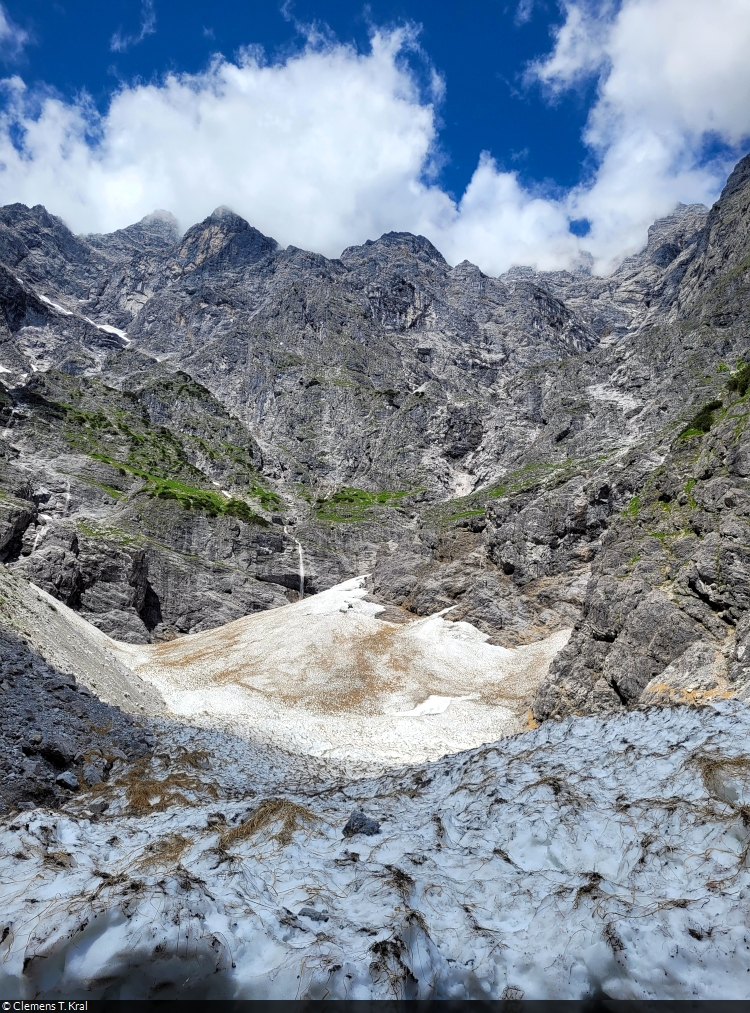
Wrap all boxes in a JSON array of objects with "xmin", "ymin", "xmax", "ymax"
[
  {"xmin": 3, "ymin": 703, "xmax": 750, "ymax": 998},
  {"xmin": 115, "ymin": 577, "xmax": 567, "ymax": 771},
  {"xmin": 38, "ymin": 293, "xmax": 73, "ymax": 315}
]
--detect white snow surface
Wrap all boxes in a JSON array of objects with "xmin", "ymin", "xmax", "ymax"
[
  {"xmin": 3, "ymin": 702, "xmax": 750, "ymax": 999},
  {"xmin": 114, "ymin": 577, "xmax": 567, "ymax": 771},
  {"xmin": 84, "ymin": 318, "xmax": 129, "ymax": 342},
  {"xmin": 17, "ymin": 282, "xmax": 127, "ymax": 342},
  {"xmin": 38, "ymin": 293, "xmax": 72, "ymax": 316}
]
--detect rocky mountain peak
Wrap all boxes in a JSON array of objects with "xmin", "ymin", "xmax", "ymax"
[
  {"xmin": 667, "ymin": 150, "xmax": 750, "ymax": 323},
  {"xmin": 643, "ymin": 202, "xmax": 708, "ymax": 266},
  {"xmin": 208, "ymin": 204, "xmax": 245, "ymax": 221},
  {"xmin": 0, "ymin": 150, "xmax": 747, "ymax": 710},
  {"xmin": 341, "ymin": 230, "xmax": 448, "ymax": 268},
  {"xmin": 85, "ymin": 211, "xmax": 180, "ymax": 260},
  {"xmin": 0, "ymin": 202, "xmax": 65, "ymax": 233},
  {"xmin": 136, "ymin": 208, "xmax": 180, "ymax": 238},
  {"xmin": 1, "ymin": 153, "xmax": 750, "ymax": 1002},
  {"xmin": 174, "ymin": 208, "xmax": 277, "ymax": 274},
  {"xmin": 720, "ymin": 150, "xmax": 750, "ymax": 202}
]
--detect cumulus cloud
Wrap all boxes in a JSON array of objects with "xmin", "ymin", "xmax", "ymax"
[
  {"xmin": 0, "ymin": 30, "xmax": 459, "ymax": 256},
  {"xmin": 531, "ymin": 0, "xmax": 616, "ymax": 87},
  {"xmin": 0, "ymin": 3, "xmax": 748, "ymax": 276},
  {"xmin": 534, "ymin": 0, "xmax": 750, "ymax": 269}
]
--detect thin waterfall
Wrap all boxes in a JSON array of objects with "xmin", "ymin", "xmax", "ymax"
[
  {"xmin": 31, "ymin": 513, "xmax": 51, "ymax": 553},
  {"xmin": 295, "ymin": 537, "xmax": 305, "ymax": 600},
  {"xmin": 284, "ymin": 525, "xmax": 305, "ymax": 600}
]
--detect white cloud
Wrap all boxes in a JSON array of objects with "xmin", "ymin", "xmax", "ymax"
[
  {"xmin": 531, "ymin": 0, "xmax": 616, "ymax": 88},
  {"xmin": 514, "ymin": 0, "xmax": 538, "ymax": 26},
  {"xmin": 0, "ymin": 30, "xmax": 453, "ymax": 252},
  {"xmin": 111, "ymin": 0, "xmax": 156, "ymax": 53},
  {"xmin": 0, "ymin": 4, "xmax": 28, "ymax": 60},
  {"xmin": 0, "ymin": 4, "xmax": 748, "ymax": 277},
  {"xmin": 535, "ymin": 0, "xmax": 750, "ymax": 269}
]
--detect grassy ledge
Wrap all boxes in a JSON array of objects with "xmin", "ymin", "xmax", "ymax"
[
  {"xmin": 315, "ymin": 487, "xmax": 414, "ymax": 522},
  {"xmin": 89, "ymin": 455, "xmax": 269, "ymax": 525}
]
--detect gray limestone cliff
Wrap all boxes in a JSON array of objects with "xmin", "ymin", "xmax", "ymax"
[{"xmin": 1, "ymin": 154, "xmax": 749, "ymax": 718}]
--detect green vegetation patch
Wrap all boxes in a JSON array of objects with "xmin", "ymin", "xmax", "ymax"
[
  {"xmin": 487, "ymin": 462, "xmax": 558, "ymax": 498},
  {"xmin": 58, "ymin": 399, "xmax": 215, "ymax": 488},
  {"xmin": 647, "ymin": 531, "xmax": 686, "ymax": 546},
  {"xmin": 679, "ymin": 399, "xmax": 723, "ymax": 439},
  {"xmin": 315, "ymin": 486, "xmax": 412, "ymax": 522},
  {"xmin": 15, "ymin": 372, "xmax": 284, "ymax": 525},
  {"xmin": 151, "ymin": 479, "xmax": 269, "ymax": 525},
  {"xmin": 685, "ymin": 478, "xmax": 698, "ymax": 508},
  {"xmin": 75, "ymin": 520, "xmax": 140, "ymax": 545},
  {"xmin": 74, "ymin": 473, "xmax": 125, "ymax": 500},
  {"xmin": 86, "ymin": 456, "xmax": 269, "ymax": 526},
  {"xmin": 77, "ymin": 519, "xmax": 102, "ymax": 538},
  {"xmin": 624, "ymin": 495, "xmax": 640, "ymax": 519},
  {"xmin": 428, "ymin": 453, "xmax": 615, "ymax": 530},
  {"xmin": 727, "ymin": 359, "xmax": 750, "ymax": 399}
]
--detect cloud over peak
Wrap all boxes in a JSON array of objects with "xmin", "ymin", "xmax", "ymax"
[{"xmin": 0, "ymin": 2, "xmax": 748, "ymax": 277}]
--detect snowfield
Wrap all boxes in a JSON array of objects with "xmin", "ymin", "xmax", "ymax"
[
  {"xmin": 115, "ymin": 577, "xmax": 569, "ymax": 770},
  {"xmin": 3, "ymin": 701, "xmax": 750, "ymax": 999},
  {"xmin": 0, "ymin": 570, "xmax": 568, "ymax": 771}
]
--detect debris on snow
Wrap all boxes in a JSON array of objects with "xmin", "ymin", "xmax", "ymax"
[{"xmin": 3, "ymin": 702, "xmax": 750, "ymax": 999}]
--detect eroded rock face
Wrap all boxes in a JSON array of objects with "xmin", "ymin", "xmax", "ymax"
[
  {"xmin": 0, "ymin": 624, "xmax": 151, "ymax": 813},
  {"xmin": 0, "ymin": 154, "xmax": 748, "ymax": 720},
  {"xmin": 533, "ymin": 359, "xmax": 750, "ymax": 718}
]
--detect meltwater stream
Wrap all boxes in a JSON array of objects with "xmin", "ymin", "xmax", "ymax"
[{"xmin": 31, "ymin": 513, "xmax": 52, "ymax": 553}]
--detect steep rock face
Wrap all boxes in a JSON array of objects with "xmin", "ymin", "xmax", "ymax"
[
  {"xmin": 533, "ymin": 388, "xmax": 750, "ymax": 718},
  {"xmin": 669, "ymin": 153, "xmax": 750, "ymax": 327},
  {"xmin": 533, "ymin": 158, "xmax": 750, "ymax": 718},
  {"xmin": 0, "ymin": 370, "xmax": 293, "ymax": 640},
  {"xmin": 530, "ymin": 202, "xmax": 710, "ymax": 341},
  {"xmin": 0, "ymin": 155, "xmax": 748, "ymax": 683},
  {"xmin": 118, "ymin": 226, "xmax": 600, "ymax": 496}
]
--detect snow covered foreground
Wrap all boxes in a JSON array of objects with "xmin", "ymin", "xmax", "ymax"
[{"xmin": 3, "ymin": 702, "xmax": 750, "ymax": 999}]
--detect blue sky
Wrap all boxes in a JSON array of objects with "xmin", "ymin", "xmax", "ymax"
[
  {"xmin": 0, "ymin": 0, "xmax": 748, "ymax": 274},
  {"xmin": 5, "ymin": 0, "xmax": 598, "ymax": 199}
]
